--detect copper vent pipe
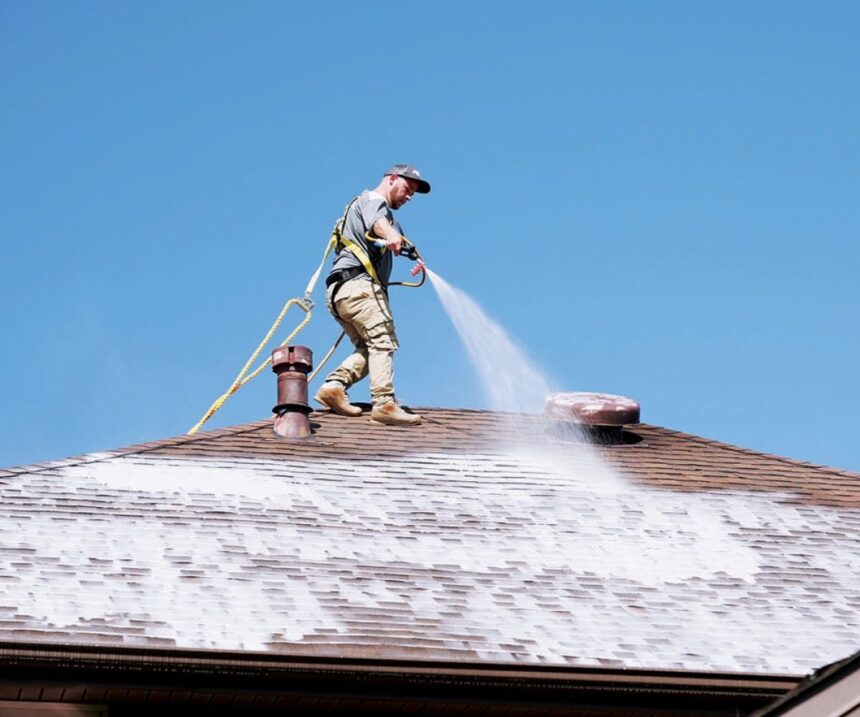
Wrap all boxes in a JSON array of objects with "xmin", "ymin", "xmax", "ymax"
[{"xmin": 272, "ymin": 345, "xmax": 313, "ymax": 439}]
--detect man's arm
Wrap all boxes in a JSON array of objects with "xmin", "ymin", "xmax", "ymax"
[{"xmin": 372, "ymin": 218, "xmax": 403, "ymax": 255}]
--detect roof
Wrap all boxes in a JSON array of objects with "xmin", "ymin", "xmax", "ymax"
[{"xmin": 1, "ymin": 408, "xmax": 859, "ymax": 678}]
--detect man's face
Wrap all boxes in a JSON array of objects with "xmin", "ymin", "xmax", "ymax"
[{"xmin": 388, "ymin": 176, "xmax": 419, "ymax": 209}]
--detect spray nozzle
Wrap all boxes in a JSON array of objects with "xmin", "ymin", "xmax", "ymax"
[{"xmin": 410, "ymin": 260, "xmax": 426, "ymax": 276}]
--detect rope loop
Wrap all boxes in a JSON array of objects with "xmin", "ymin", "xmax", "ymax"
[{"xmin": 187, "ymin": 298, "xmax": 312, "ymax": 435}]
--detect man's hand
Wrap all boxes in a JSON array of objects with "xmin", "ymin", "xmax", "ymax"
[{"xmin": 372, "ymin": 219, "xmax": 403, "ymax": 255}]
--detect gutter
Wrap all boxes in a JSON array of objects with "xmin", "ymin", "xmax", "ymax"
[{"xmin": 0, "ymin": 642, "xmax": 798, "ymax": 714}]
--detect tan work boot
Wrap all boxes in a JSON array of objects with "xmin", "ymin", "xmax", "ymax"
[
  {"xmin": 314, "ymin": 382, "xmax": 362, "ymax": 417},
  {"xmin": 370, "ymin": 402, "xmax": 421, "ymax": 426}
]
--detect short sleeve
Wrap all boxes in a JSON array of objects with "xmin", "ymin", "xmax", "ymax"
[{"xmin": 357, "ymin": 195, "xmax": 391, "ymax": 233}]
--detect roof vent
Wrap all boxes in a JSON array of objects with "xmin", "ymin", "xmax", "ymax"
[
  {"xmin": 271, "ymin": 345, "xmax": 313, "ymax": 439},
  {"xmin": 545, "ymin": 392, "xmax": 640, "ymax": 445}
]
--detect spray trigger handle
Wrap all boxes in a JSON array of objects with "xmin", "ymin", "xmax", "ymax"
[{"xmin": 401, "ymin": 244, "xmax": 420, "ymax": 261}]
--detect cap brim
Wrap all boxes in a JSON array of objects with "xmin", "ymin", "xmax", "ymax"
[{"xmin": 387, "ymin": 167, "xmax": 431, "ymax": 194}]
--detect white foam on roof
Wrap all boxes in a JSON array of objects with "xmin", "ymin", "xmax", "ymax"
[{"xmin": 2, "ymin": 450, "xmax": 859, "ymax": 672}]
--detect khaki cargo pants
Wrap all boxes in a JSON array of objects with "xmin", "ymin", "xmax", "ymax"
[{"xmin": 324, "ymin": 277, "xmax": 399, "ymax": 407}]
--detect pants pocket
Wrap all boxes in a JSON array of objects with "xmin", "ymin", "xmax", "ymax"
[{"xmin": 365, "ymin": 320, "xmax": 399, "ymax": 351}]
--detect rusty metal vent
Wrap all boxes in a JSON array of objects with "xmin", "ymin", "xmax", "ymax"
[{"xmin": 272, "ymin": 345, "xmax": 313, "ymax": 439}]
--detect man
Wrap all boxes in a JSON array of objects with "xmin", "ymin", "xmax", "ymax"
[{"xmin": 314, "ymin": 164, "xmax": 431, "ymax": 426}]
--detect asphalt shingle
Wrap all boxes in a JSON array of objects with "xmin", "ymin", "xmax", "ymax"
[{"xmin": 1, "ymin": 408, "xmax": 859, "ymax": 675}]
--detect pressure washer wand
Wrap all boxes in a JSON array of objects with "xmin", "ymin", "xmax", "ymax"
[{"xmin": 373, "ymin": 240, "xmax": 427, "ymax": 276}]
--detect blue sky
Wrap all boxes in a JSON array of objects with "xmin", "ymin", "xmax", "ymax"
[{"xmin": 2, "ymin": 1, "xmax": 858, "ymax": 471}]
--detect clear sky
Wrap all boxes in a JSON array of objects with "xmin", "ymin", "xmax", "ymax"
[{"xmin": 2, "ymin": 1, "xmax": 858, "ymax": 472}]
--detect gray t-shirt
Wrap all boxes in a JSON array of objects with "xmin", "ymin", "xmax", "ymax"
[{"xmin": 330, "ymin": 190, "xmax": 403, "ymax": 288}]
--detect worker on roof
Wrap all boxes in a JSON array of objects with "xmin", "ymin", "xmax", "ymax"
[{"xmin": 314, "ymin": 164, "xmax": 431, "ymax": 426}]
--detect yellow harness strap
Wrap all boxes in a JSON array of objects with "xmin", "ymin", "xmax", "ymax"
[
  {"xmin": 330, "ymin": 198, "xmax": 402, "ymax": 286},
  {"xmin": 335, "ymin": 231, "xmax": 383, "ymax": 285}
]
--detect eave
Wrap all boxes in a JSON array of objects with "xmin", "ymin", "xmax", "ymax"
[{"xmin": 0, "ymin": 642, "xmax": 798, "ymax": 716}]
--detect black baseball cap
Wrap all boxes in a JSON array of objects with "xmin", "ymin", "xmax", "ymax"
[{"xmin": 384, "ymin": 164, "xmax": 431, "ymax": 194}]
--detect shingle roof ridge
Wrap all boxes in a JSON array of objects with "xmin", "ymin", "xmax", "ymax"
[
  {"xmin": 650, "ymin": 424, "xmax": 860, "ymax": 479},
  {"xmin": 0, "ymin": 417, "xmax": 273, "ymax": 477}
]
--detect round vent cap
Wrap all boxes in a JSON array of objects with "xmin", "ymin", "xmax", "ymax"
[{"xmin": 545, "ymin": 392, "xmax": 640, "ymax": 426}]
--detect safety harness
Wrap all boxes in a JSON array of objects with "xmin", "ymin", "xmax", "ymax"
[
  {"xmin": 324, "ymin": 199, "xmax": 385, "ymax": 318},
  {"xmin": 330, "ymin": 198, "xmax": 384, "ymax": 281},
  {"xmin": 325, "ymin": 197, "xmax": 424, "ymax": 314}
]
